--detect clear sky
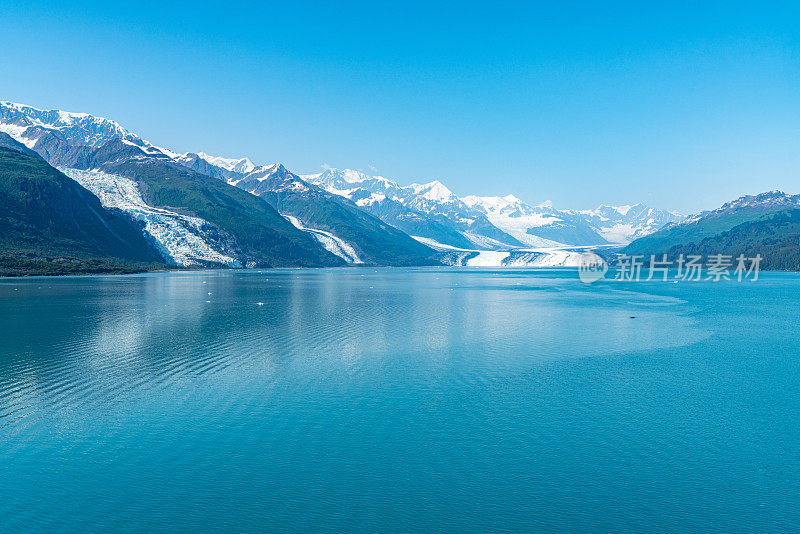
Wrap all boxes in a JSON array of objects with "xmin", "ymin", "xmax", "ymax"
[{"xmin": 1, "ymin": 0, "xmax": 798, "ymax": 212}]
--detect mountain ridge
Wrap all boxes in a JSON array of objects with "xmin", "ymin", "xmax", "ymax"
[
  {"xmin": 624, "ymin": 190, "xmax": 800, "ymax": 256},
  {"xmin": 0, "ymin": 104, "xmax": 347, "ymax": 268},
  {"xmin": 1, "ymin": 100, "xmax": 684, "ymax": 270}
]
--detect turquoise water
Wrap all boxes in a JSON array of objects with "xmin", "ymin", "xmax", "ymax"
[{"xmin": 0, "ymin": 269, "xmax": 798, "ymax": 532}]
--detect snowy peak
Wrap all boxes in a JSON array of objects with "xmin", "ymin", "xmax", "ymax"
[
  {"xmin": 579, "ymin": 203, "xmax": 681, "ymax": 243},
  {"xmin": 321, "ymin": 168, "xmax": 375, "ymax": 184},
  {"xmin": 304, "ymin": 167, "xmax": 678, "ymax": 248},
  {"xmin": 0, "ymin": 102, "xmax": 265, "ymax": 182},
  {"xmin": 304, "ymin": 168, "xmax": 525, "ymax": 249},
  {"xmin": 252, "ymin": 163, "xmax": 296, "ymax": 181},
  {"xmin": 248, "ymin": 163, "xmax": 288, "ymax": 181},
  {"xmin": 307, "ymin": 168, "xmax": 456, "ymax": 205},
  {"xmin": 464, "ymin": 194, "xmax": 527, "ymax": 210},
  {"xmin": 461, "ymin": 194, "xmax": 592, "ymax": 247},
  {"xmin": 587, "ymin": 203, "xmax": 642, "ymax": 219},
  {"xmin": 304, "ymin": 168, "xmax": 398, "ymax": 199},
  {"xmin": 611, "ymin": 204, "xmax": 633, "ymax": 216},
  {"xmin": 234, "ymin": 163, "xmax": 311, "ymax": 193},
  {"xmin": 0, "ymin": 101, "xmax": 136, "ymax": 148},
  {"xmin": 408, "ymin": 180, "xmax": 455, "ymax": 202},
  {"xmin": 669, "ymin": 190, "xmax": 800, "ymax": 228},
  {"xmin": 718, "ymin": 190, "xmax": 800, "ymax": 211},
  {"xmin": 463, "ymin": 195, "xmax": 681, "ymax": 245},
  {"xmin": 462, "ymin": 194, "xmax": 543, "ymax": 219},
  {"xmin": 195, "ymin": 152, "xmax": 255, "ymax": 175}
]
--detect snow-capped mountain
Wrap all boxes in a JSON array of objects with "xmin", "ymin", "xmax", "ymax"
[
  {"xmin": 0, "ymin": 102, "xmax": 242, "ymax": 266},
  {"xmin": 0, "ymin": 101, "xmax": 438, "ymax": 266},
  {"xmin": 465, "ymin": 195, "xmax": 680, "ymax": 246},
  {"xmin": 0, "ymin": 101, "xmax": 183, "ymax": 169},
  {"xmin": 647, "ymin": 191, "xmax": 799, "ymax": 234},
  {"xmin": 703, "ymin": 190, "xmax": 800, "ymax": 218},
  {"xmin": 220, "ymin": 163, "xmax": 437, "ymax": 265},
  {"xmin": 309, "ymin": 167, "xmax": 680, "ymax": 249},
  {"xmin": 579, "ymin": 204, "xmax": 681, "ymax": 243},
  {"xmin": 0, "ymin": 101, "xmax": 345, "ymax": 268},
  {"xmin": 462, "ymin": 195, "xmax": 606, "ymax": 247},
  {"xmin": 303, "ymin": 168, "xmax": 524, "ymax": 249},
  {"xmin": 0, "ymin": 101, "xmax": 134, "ymax": 148},
  {"xmin": 175, "ymin": 152, "xmax": 256, "ymax": 182}
]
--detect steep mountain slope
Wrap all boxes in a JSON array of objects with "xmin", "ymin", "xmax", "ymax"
[
  {"xmin": 61, "ymin": 168, "xmax": 242, "ymax": 266},
  {"xmin": 0, "ymin": 132, "xmax": 37, "ymax": 156},
  {"xmin": 0, "ymin": 144, "xmax": 165, "ymax": 275},
  {"xmin": 662, "ymin": 208, "xmax": 800, "ymax": 271},
  {"xmin": 90, "ymin": 142, "xmax": 346, "ymax": 267},
  {"xmin": 227, "ymin": 164, "xmax": 437, "ymax": 266},
  {"xmin": 348, "ymin": 191, "xmax": 477, "ymax": 250},
  {"xmin": 624, "ymin": 191, "xmax": 800, "ymax": 256},
  {"xmin": 0, "ymin": 102, "xmax": 344, "ymax": 268}
]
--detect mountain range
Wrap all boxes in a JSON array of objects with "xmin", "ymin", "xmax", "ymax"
[
  {"xmin": 302, "ymin": 168, "xmax": 682, "ymax": 251},
  {"xmin": 14, "ymin": 100, "xmax": 785, "ymax": 273},
  {"xmin": 622, "ymin": 190, "xmax": 800, "ymax": 270}
]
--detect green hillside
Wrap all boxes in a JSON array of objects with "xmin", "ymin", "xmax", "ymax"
[
  {"xmin": 0, "ymin": 146, "xmax": 165, "ymax": 276},
  {"xmin": 665, "ymin": 209, "xmax": 800, "ymax": 271}
]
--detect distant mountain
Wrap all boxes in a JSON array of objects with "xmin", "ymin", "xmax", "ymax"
[
  {"xmin": 0, "ymin": 102, "xmax": 344, "ymax": 268},
  {"xmin": 175, "ymin": 152, "xmax": 256, "ymax": 182},
  {"xmin": 303, "ymin": 168, "xmax": 524, "ymax": 249},
  {"xmin": 349, "ymin": 191, "xmax": 477, "ymax": 250},
  {"xmin": 579, "ymin": 204, "xmax": 681, "ymax": 243},
  {"xmin": 624, "ymin": 191, "xmax": 800, "ymax": 256},
  {"xmin": 305, "ymin": 168, "xmax": 679, "ymax": 250},
  {"xmin": 462, "ymin": 196, "xmax": 681, "ymax": 247},
  {"xmin": 462, "ymin": 195, "xmax": 606, "ymax": 246},
  {"xmin": 0, "ymin": 142, "xmax": 165, "ymax": 275}
]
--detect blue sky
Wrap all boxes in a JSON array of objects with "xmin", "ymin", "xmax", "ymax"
[{"xmin": 1, "ymin": 1, "xmax": 798, "ymax": 212}]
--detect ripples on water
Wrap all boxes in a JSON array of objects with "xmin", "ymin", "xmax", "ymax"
[{"xmin": 0, "ymin": 269, "xmax": 798, "ymax": 532}]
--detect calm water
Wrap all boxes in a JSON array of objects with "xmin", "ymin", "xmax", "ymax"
[{"xmin": 0, "ymin": 269, "xmax": 799, "ymax": 532}]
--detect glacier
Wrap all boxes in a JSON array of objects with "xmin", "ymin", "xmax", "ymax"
[
  {"xmin": 283, "ymin": 215, "xmax": 363, "ymax": 264},
  {"xmin": 61, "ymin": 168, "xmax": 241, "ymax": 267}
]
